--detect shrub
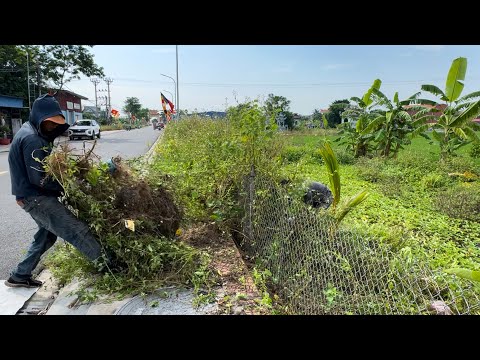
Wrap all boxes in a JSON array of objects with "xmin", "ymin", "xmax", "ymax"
[
  {"xmin": 282, "ymin": 146, "xmax": 307, "ymax": 163},
  {"xmin": 335, "ymin": 148, "xmax": 355, "ymax": 165},
  {"xmin": 355, "ymin": 157, "xmax": 385, "ymax": 183},
  {"xmin": 439, "ymin": 156, "xmax": 478, "ymax": 176},
  {"xmin": 470, "ymin": 143, "xmax": 480, "ymax": 159},
  {"xmin": 420, "ymin": 173, "xmax": 447, "ymax": 190},
  {"xmin": 434, "ymin": 185, "xmax": 480, "ymax": 222}
]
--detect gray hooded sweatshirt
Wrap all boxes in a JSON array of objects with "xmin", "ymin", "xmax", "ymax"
[{"xmin": 8, "ymin": 94, "xmax": 70, "ymax": 200}]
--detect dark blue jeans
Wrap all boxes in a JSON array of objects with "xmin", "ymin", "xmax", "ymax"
[{"xmin": 11, "ymin": 195, "xmax": 103, "ymax": 281}]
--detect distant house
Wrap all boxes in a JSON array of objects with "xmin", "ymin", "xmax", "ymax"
[
  {"xmin": 53, "ymin": 90, "xmax": 88, "ymax": 125},
  {"xmin": 149, "ymin": 110, "xmax": 160, "ymax": 118},
  {"xmin": 0, "ymin": 94, "xmax": 25, "ymax": 135}
]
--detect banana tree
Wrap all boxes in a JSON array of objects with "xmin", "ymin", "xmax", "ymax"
[
  {"xmin": 361, "ymin": 90, "xmax": 429, "ymax": 158},
  {"xmin": 418, "ymin": 57, "xmax": 480, "ymax": 159},
  {"xmin": 337, "ymin": 79, "xmax": 382, "ymax": 157}
]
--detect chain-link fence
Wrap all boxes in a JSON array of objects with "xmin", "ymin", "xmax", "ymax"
[{"xmin": 240, "ymin": 168, "xmax": 480, "ymax": 314}]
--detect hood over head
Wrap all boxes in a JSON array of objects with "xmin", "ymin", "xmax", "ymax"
[{"xmin": 29, "ymin": 94, "xmax": 69, "ymax": 140}]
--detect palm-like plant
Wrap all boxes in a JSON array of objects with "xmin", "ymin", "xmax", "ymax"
[
  {"xmin": 318, "ymin": 142, "xmax": 369, "ymax": 225},
  {"xmin": 418, "ymin": 57, "xmax": 480, "ymax": 159},
  {"xmin": 337, "ymin": 79, "xmax": 382, "ymax": 157},
  {"xmin": 361, "ymin": 90, "xmax": 428, "ymax": 158}
]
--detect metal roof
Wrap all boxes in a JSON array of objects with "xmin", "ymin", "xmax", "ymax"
[{"xmin": 0, "ymin": 95, "xmax": 24, "ymax": 108}]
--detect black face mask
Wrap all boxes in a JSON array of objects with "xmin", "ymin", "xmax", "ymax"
[{"xmin": 39, "ymin": 121, "xmax": 68, "ymax": 142}]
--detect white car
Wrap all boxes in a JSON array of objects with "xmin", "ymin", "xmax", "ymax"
[{"xmin": 68, "ymin": 119, "xmax": 101, "ymax": 140}]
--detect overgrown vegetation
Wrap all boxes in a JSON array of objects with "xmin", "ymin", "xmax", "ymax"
[
  {"xmin": 43, "ymin": 79, "xmax": 480, "ymax": 313},
  {"xmin": 150, "ymin": 101, "xmax": 284, "ymax": 226},
  {"xmin": 43, "ymin": 143, "xmax": 210, "ymax": 301}
]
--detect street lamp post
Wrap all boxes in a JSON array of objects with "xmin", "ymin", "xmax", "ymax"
[
  {"xmin": 176, "ymin": 45, "xmax": 179, "ymax": 120},
  {"xmin": 160, "ymin": 73, "xmax": 176, "ymax": 117}
]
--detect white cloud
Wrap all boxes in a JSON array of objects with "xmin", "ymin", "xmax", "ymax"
[
  {"xmin": 321, "ymin": 63, "xmax": 351, "ymax": 70},
  {"xmin": 151, "ymin": 47, "xmax": 176, "ymax": 54},
  {"xmin": 411, "ymin": 45, "xmax": 446, "ymax": 51}
]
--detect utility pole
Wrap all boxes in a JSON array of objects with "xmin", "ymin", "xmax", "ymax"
[
  {"xmin": 26, "ymin": 52, "xmax": 31, "ymax": 110},
  {"xmin": 36, "ymin": 63, "xmax": 41, "ymax": 97},
  {"xmin": 104, "ymin": 77, "xmax": 113, "ymax": 122},
  {"xmin": 90, "ymin": 78, "xmax": 101, "ymax": 117},
  {"xmin": 176, "ymin": 45, "xmax": 179, "ymax": 120},
  {"xmin": 98, "ymin": 95, "xmax": 108, "ymax": 122}
]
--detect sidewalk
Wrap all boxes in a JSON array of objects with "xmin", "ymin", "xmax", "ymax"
[{"xmin": 0, "ymin": 143, "xmax": 11, "ymax": 153}]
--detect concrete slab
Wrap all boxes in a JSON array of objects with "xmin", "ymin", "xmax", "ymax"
[
  {"xmin": 115, "ymin": 287, "xmax": 218, "ymax": 315},
  {"xmin": 0, "ymin": 280, "xmax": 39, "ymax": 315},
  {"xmin": 16, "ymin": 269, "xmax": 59, "ymax": 315},
  {"xmin": 46, "ymin": 280, "xmax": 91, "ymax": 315}
]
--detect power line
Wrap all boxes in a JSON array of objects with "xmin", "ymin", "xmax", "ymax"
[{"xmin": 82, "ymin": 76, "xmax": 461, "ymax": 88}]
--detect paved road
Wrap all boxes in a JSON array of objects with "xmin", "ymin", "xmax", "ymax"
[{"xmin": 0, "ymin": 126, "xmax": 161, "ymax": 279}]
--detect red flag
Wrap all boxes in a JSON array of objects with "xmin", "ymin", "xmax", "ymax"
[{"xmin": 111, "ymin": 109, "xmax": 119, "ymax": 117}]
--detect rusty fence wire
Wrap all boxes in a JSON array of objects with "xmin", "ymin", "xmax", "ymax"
[{"xmin": 240, "ymin": 169, "xmax": 480, "ymax": 315}]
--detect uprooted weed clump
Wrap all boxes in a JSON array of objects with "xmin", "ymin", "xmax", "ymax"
[{"xmin": 43, "ymin": 142, "xmax": 213, "ymax": 301}]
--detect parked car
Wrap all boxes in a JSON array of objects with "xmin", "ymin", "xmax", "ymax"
[{"xmin": 68, "ymin": 119, "xmax": 101, "ymax": 140}]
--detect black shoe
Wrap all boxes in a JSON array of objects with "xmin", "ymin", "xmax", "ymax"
[{"xmin": 4, "ymin": 276, "xmax": 43, "ymax": 288}]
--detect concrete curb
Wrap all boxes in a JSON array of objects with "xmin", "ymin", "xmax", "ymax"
[{"xmin": 144, "ymin": 129, "xmax": 164, "ymax": 164}]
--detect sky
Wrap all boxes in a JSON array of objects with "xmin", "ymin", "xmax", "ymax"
[{"xmin": 65, "ymin": 45, "xmax": 480, "ymax": 116}]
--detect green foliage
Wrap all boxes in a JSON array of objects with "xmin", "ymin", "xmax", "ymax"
[
  {"xmin": 326, "ymin": 99, "xmax": 350, "ymax": 128},
  {"xmin": 151, "ymin": 102, "xmax": 284, "ymax": 225},
  {"xmin": 337, "ymin": 80, "xmax": 383, "ymax": 157},
  {"xmin": 38, "ymin": 45, "xmax": 104, "ymax": 91},
  {"xmin": 100, "ymin": 123, "xmax": 124, "ymax": 131},
  {"xmin": 45, "ymin": 236, "xmax": 209, "ymax": 300},
  {"xmin": 355, "ymin": 157, "xmax": 385, "ymax": 183},
  {"xmin": 0, "ymin": 125, "xmax": 10, "ymax": 137},
  {"xmin": 40, "ymin": 145, "xmax": 213, "ymax": 300},
  {"xmin": 434, "ymin": 184, "xmax": 480, "ymax": 222},
  {"xmin": 318, "ymin": 142, "xmax": 369, "ymax": 224},
  {"xmin": 264, "ymin": 94, "xmax": 293, "ymax": 129},
  {"xmin": 420, "ymin": 173, "xmax": 447, "ymax": 190},
  {"xmin": 282, "ymin": 145, "xmax": 308, "ymax": 163},
  {"xmin": 137, "ymin": 107, "xmax": 149, "ymax": 121},
  {"xmin": 364, "ymin": 89, "xmax": 424, "ymax": 158},
  {"xmin": 420, "ymin": 57, "xmax": 480, "ymax": 158},
  {"xmin": 123, "ymin": 97, "xmax": 142, "ymax": 118},
  {"xmin": 470, "ymin": 143, "xmax": 480, "ymax": 158},
  {"xmin": 335, "ymin": 148, "xmax": 355, "ymax": 165},
  {"xmin": 445, "ymin": 268, "xmax": 480, "ymax": 282},
  {"xmin": 319, "ymin": 142, "xmax": 341, "ymax": 210},
  {"xmin": 282, "ymin": 132, "xmax": 480, "ymax": 280},
  {"xmin": 0, "ymin": 45, "xmax": 103, "ymax": 103},
  {"xmin": 323, "ymin": 283, "xmax": 342, "ymax": 309}
]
